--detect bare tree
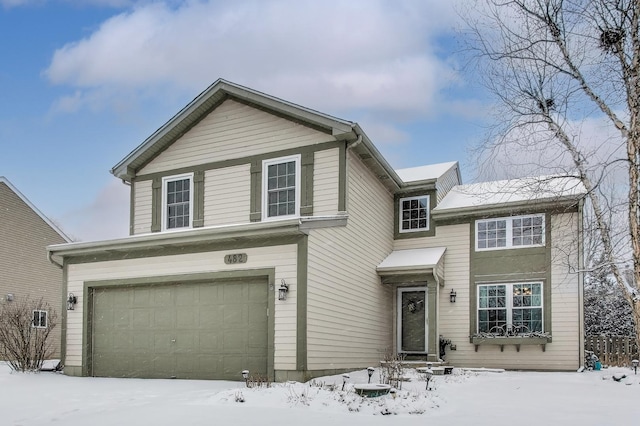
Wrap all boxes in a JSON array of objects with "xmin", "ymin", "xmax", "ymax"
[
  {"xmin": 0, "ymin": 298, "xmax": 57, "ymax": 372},
  {"xmin": 465, "ymin": 0, "xmax": 640, "ymax": 349}
]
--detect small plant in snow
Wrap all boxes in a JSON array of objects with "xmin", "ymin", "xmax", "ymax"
[
  {"xmin": 234, "ymin": 391, "xmax": 245, "ymax": 403},
  {"xmin": 287, "ymin": 385, "xmax": 314, "ymax": 406},
  {"xmin": 0, "ymin": 297, "xmax": 57, "ymax": 372}
]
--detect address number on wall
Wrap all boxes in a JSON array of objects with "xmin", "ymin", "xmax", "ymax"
[{"xmin": 224, "ymin": 253, "xmax": 248, "ymax": 264}]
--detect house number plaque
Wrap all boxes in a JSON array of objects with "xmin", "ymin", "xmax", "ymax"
[{"xmin": 224, "ymin": 253, "xmax": 248, "ymax": 264}]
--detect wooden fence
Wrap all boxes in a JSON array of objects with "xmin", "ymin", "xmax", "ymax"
[{"xmin": 585, "ymin": 335, "xmax": 638, "ymax": 367}]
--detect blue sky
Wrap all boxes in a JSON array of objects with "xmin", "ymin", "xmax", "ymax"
[{"xmin": 0, "ymin": 0, "xmax": 489, "ymax": 241}]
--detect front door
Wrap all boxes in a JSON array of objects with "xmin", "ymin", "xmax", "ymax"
[{"xmin": 397, "ymin": 287, "xmax": 428, "ymax": 353}]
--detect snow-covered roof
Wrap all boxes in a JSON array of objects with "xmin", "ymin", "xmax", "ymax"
[
  {"xmin": 433, "ymin": 175, "xmax": 586, "ymax": 215},
  {"xmin": 377, "ymin": 247, "xmax": 446, "ymax": 274},
  {"xmin": 395, "ymin": 161, "xmax": 458, "ymax": 183}
]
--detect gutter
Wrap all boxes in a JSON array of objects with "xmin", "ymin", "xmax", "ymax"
[
  {"xmin": 47, "ymin": 250, "xmax": 63, "ymax": 269},
  {"xmin": 431, "ymin": 195, "xmax": 585, "ymax": 221},
  {"xmin": 47, "ymin": 215, "xmax": 349, "ymax": 258}
]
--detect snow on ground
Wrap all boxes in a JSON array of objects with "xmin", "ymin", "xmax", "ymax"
[{"xmin": 1, "ymin": 363, "xmax": 639, "ymax": 426}]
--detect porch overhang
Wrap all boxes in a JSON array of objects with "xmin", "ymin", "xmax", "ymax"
[{"xmin": 376, "ymin": 247, "xmax": 446, "ymax": 286}]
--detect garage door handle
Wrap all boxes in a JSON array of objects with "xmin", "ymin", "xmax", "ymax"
[{"xmin": 171, "ymin": 339, "xmax": 176, "ymax": 343}]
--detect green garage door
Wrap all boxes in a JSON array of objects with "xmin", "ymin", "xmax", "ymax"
[{"xmin": 91, "ymin": 278, "xmax": 268, "ymax": 380}]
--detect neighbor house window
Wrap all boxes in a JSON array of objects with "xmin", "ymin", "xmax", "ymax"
[
  {"xmin": 476, "ymin": 214, "xmax": 544, "ymax": 250},
  {"xmin": 162, "ymin": 173, "xmax": 193, "ymax": 230},
  {"xmin": 262, "ymin": 155, "xmax": 300, "ymax": 220},
  {"xmin": 477, "ymin": 283, "xmax": 543, "ymax": 333},
  {"xmin": 32, "ymin": 310, "xmax": 48, "ymax": 328},
  {"xmin": 399, "ymin": 196, "xmax": 429, "ymax": 233}
]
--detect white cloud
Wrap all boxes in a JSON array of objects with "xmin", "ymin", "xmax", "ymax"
[
  {"xmin": 60, "ymin": 178, "xmax": 129, "ymax": 242},
  {"xmin": 45, "ymin": 0, "xmax": 465, "ymax": 122}
]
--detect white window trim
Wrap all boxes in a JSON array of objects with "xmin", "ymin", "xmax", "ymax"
[
  {"xmin": 32, "ymin": 310, "xmax": 48, "ymax": 329},
  {"xmin": 475, "ymin": 213, "xmax": 545, "ymax": 251},
  {"xmin": 161, "ymin": 173, "xmax": 194, "ymax": 231},
  {"xmin": 398, "ymin": 195, "xmax": 430, "ymax": 233},
  {"xmin": 476, "ymin": 282, "xmax": 544, "ymax": 334},
  {"xmin": 396, "ymin": 287, "xmax": 428, "ymax": 354},
  {"xmin": 261, "ymin": 154, "xmax": 301, "ymax": 221}
]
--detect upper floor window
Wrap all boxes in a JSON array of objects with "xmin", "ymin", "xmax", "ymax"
[
  {"xmin": 475, "ymin": 214, "xmax": 544, "ymax": 251},
  {"xmin": 399, "ymin": 195, "xmax": 429, "ymax": 233},
  {"xmin": 162, "ymin": 173, "xmax": 193, "ymax": 230},
  {"xmin": 262, "ymin": 155, "xmax": 300, "ymax": 220},
  {"xmin": 32, "ymin": 310, "xmax": 48, "ymax": 328},
  {"xmin": 477, "ymin": 282, "xmax": 543, "ymax": 333}
]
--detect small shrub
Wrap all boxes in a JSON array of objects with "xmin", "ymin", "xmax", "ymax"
[{"xmin": 0, "ymin": 297, "xmax": 57, "ymax": 372}]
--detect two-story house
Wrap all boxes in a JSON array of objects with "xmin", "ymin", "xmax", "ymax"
[
  {"xmin": 47, "ymin": 79, "xmax": 585, "ymax": 381},
  {"xmin": 1, "ymin": 177, "xmax": 71, "ymax": 359}
]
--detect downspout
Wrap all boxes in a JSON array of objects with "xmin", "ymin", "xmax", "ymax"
[
  {"xmin": 347, "ymin": 134, "xmax": 363, "ymax": 150},
  {"xmin": 47, "ymin": 250, "xmax": 63, "ymax": 269}
]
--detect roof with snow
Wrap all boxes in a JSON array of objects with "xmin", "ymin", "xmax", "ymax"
[
  {"xmin": 377, "ymin": 247, "xmax": 446, "ymax": 275},
  {"xmin": 432, "ymin": 175, "xmax": 586, "ymax": 218},
  {"xmin": 395, "ymin": 161, "xmax": 458, "ymax": 183}
]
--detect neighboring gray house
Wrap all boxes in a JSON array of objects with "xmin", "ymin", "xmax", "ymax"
[
  {"xmin": 48, "ymin": 80, "xmax": 586, "ymax": 381},
  {"xmin": 1, "ymin": 177, "xmax": 71, "ymax": 358}
]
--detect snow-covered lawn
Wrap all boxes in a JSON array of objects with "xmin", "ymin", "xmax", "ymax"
[{"xmin": 1, "ymin": 363, "xmax": 638, "ymax": 425}]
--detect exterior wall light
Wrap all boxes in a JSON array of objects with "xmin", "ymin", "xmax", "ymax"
[
  {"xmin": 449, "ymin": 289, "xmax": 457, "ymax": 303},
  {"xmin": 342, "ymin": 373, "xmax": 350, "ymax": 391},
  {"xmin": 278, "ymin": 280, "xmax": 289, "ymax": 301},
  {"xmin": 67, "ymin": 293, "xmax": 77, "ymax": 310},
  {"xmin": 425, "ymin": 368, "xmax": 433, "ymax": 390},
  {"xmin": 6, "ymin": 293, "xmax": 13, "ymax": 302},
  {"xmin": 367, "ymin": 366, "xmax": 375, "ymax": 383}
]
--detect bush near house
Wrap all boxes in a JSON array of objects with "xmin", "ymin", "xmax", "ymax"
[{"xmin": 0, "ymin": 297, "xmax": 57, "ymax": 371}]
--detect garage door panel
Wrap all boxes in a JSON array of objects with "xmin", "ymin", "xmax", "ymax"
[
  {"xmin": 154, "ymin": 307, "xmax": 174, "ymax": 327},
  {"xmin": 133, "ymin": 288, "xmax": 152, "ymax": 307},
  {"xmin": 133, "ymin": 309, "xmax": 152, "ymax": 328},
  {"xmin": 176, "ymin": 307, "xmax": 196, "ymax": 328},
  {"xmin": 176, "ymin": 285, "xmax": 197, "ymax": 306},
  {"xmin": 132, "ymin": 332, "xmax": 151, "ymax": 351},
  {"xmin": 92, "ymin": 279, "xmax": 268, "ymax": 380},
  {"xmin": 199, "ymin": 332, "xmax": 219, "ymax": 351}
]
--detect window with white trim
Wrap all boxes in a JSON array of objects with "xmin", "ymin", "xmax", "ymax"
[
  {"xmin": 399, "ymin": 196, "xmax": 429, "ymax": 233},
  {"xmin": 262, "ymin": 155, "xmax": 300, "ymax": 220},
  {"xmin": 162, "ymin": 173, "xmax": 193, "ymax": 230},
  {"xmin": 477, "ymin": 282, "xmax": 543, "ymax": 333},
  {"xmin": 476, "ymin": 214, "xmax": 544, "ymax": 250},
  {"xmin": 32, "ymin": 310, "xmax": 48, "ymax": 328}
]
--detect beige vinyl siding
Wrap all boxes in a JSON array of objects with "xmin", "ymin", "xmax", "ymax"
[
  {"xmin": 425, "ymin": 213, "xmax": 581, "ymax": 370},
  {"xmin": 0, "ymin": 182, "xmax": 67, "ymax": 358},
  {"xmin": 140, "ymin": 99, "xmax": 335, "ymax": 175},
  {"xmin": 132, "ymin": 180, "xmax": 152, "ymax": 234},
  {"xmin": 436, "ymin": 166, "xmax": 460, "ymax": 203},
  {"xmin": 306, "ymin": 150, "xmax": 394, "ymax": 370},
  {"xmin": 203, "ymin": 164, "xmax": 251, "ymax": 227},
  {"xmin": 393, "ymin": 224, "xmax": 470, "ymax": 361},
  {"xmin": 64, "ymin": 244, "xmax": 298, "ymax": 370},
  {"xmin": 313, "ymin": 148, "xmax": 340, "ymax": 216}
]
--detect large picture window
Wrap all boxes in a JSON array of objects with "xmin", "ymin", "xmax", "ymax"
[
  {"xmin": 262, "ymin": 155, "xmax": 300, "ymax": 220},
  {"xmin": 162, "ymin": 173, "xmax": 193, "ymax": 230},
  {"xmin": 477, "ymin": 282, "xmax": 543, "ymax": 334},
  {"xmin": 476, "ymin": 214, "xmax": 544, "ymax": 250},
  {"xmin": 399, "ymin": 196, "xmax": 429, "ymax": 233}
]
